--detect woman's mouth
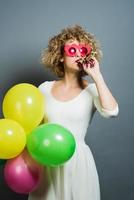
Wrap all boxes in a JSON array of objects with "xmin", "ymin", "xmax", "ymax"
[
  {"xmin": 75, "ymin": 56, "xmax": 95, "ymax": 68},
  {"xmin": 75, "ymin": 59, "xmax": 84, "ymax": 69}
]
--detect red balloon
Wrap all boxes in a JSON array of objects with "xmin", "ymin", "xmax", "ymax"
[{"xmin": 4, "ymin": 149, "xmax": 44, "ymax": 194}]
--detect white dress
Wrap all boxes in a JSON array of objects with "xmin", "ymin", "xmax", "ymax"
[{"xmin": 28, "ymin": 80, "xmax": 119, "ymax": 200}]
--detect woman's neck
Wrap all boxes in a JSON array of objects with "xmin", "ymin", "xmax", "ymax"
[{"xmin": 60, "ymin": 73, "xmax": 86, "ymax": 89}]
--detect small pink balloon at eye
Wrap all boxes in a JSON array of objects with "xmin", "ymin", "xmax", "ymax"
[
  {"xmin": 69, "ymin": 47, "xmax": 76, "ymax": 54},
  {"xmin": 80, "ymin": 47, "xmax": 88, "ymax": 56}
]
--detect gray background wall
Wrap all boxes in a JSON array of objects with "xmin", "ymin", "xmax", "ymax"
[{"xmin": 0, "ymin": 0, "xmax": 133, "ymax": 200}]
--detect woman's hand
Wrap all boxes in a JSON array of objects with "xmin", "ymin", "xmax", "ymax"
[{"xmin": 83, "ymin": 57, "xmax": 102, "ymax": 81}]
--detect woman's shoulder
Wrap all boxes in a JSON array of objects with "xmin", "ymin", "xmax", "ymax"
[
  {"xmin": 86, "ymin": 82, "xmax": 98, "ymax": 96},
  {"xmin": 82, "ymin": 79, "xmax": 95, "ymax": 88},
  {"xmin": 38, "ymin": 80, "xmax": 55, "ymax": 91},
  {"xmin": 82, "ymin": 79, "xmax": 97, "ymax": 96}
]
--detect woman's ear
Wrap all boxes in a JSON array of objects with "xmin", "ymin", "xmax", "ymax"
[{"xmin": 60, "ymin": 57, "xmax": 64, "ymax": 62}]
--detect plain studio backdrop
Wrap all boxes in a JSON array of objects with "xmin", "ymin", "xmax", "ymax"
[{"xmin": 0, "ymin": 0, "xmax": 133, "ymax": 200}]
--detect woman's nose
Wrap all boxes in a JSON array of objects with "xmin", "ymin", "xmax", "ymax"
[{"xmin": 76, "ymin": 49, "xmax": 81, "ymax": 57}]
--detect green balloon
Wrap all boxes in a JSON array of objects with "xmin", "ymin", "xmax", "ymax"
[
  {"xmin": 27, "ymin": 123, "xmax": 76, "ymax": 166},
  {"xmin": 0, "ymin": 159, "xmax": 6, "ymax": 166}
]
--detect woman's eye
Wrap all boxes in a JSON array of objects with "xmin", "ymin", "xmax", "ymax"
[
  {"xmin": 80, "ymin": 47, "xmax": 88, "ymax": 55},
  {"xmin": 69, "ymin": 47, "xmax": 76, "ymax": 54}
]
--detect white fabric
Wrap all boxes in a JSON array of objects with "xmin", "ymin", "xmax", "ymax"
[{"xmin": 28, "ymin": 81, "xmax": 119, "ymax": 200}]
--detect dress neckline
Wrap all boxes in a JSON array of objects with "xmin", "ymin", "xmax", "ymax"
[{"xmin": 49, "ymin": 80, "xmax": 91, "ymax": 104}]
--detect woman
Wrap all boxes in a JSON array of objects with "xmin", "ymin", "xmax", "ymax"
[{"xmin": 28, "ymin": 25, "xmax": 119, "ymax": 200}]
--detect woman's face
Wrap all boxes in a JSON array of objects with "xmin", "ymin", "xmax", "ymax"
[{"xmin": 62, "ymin": 39, "xmax": 92, "ymax": 74}]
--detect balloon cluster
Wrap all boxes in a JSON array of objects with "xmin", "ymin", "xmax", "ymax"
[{"xmin": 0, "ymin": 83, "xmax": 76, "ymax": 194}]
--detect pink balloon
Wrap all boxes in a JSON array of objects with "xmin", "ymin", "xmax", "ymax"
[{"xmin": 4, "ymin": 149, "xmax": 44, "ymax": 194}]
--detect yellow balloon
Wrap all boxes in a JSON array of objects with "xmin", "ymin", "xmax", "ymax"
[
  {"xmin": 0, "ymin": 119, "xmax": 26, "ymax": 159},
  {"xmin": 2, "ymin": 83, "xmax": 45, "ymax": 134}
]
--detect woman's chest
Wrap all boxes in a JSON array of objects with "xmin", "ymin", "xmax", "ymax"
[
  {"xmin": 51, "ymin": 87, "xmax": 84, "ymax": 102},
  {"xmin": 45, "ymin": 92, "xmax": 94, "ymax": 121}
]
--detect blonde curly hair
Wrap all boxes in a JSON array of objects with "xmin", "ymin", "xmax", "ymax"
[{"xmin": 41, "ymin": 25, "xmax": 102, "ymax": 78}]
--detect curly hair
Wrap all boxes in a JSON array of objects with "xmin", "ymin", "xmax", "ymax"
[{"xmin": 41, "ymin": 25, "xmax": 102, "ymax": 78}]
